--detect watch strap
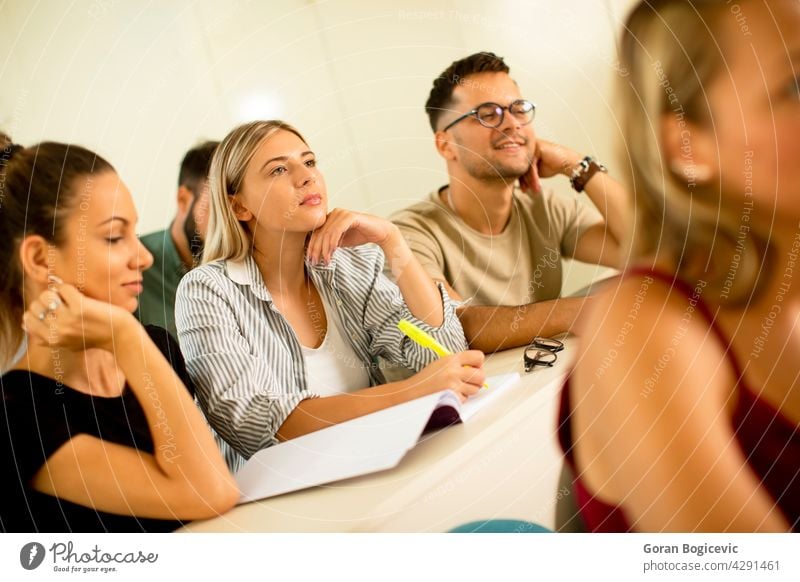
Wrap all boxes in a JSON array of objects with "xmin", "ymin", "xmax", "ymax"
[{"xmin": 570, "ymin": 156, "xmax": 607, "ymax": 192}]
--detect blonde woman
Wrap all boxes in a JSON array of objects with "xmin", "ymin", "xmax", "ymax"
[
  {"xmin": 559, "ymin": 0, "xmax": 800, "ymax": 532},
  {"xmin": 175, "ymin": 121, "xmax": 484, "ymax": 458},
  {"xmin": 0, "ymin": 138, "xmax": 238, "ymax": 532}
]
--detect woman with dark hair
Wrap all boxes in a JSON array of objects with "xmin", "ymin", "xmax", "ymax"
[
  {"xmin": 0, "ymin": 137, "xmax": 238, "ymax": 532},
  {"xmin": 560, "ymin": 0, "xmax": 800, "ymax": 532}
]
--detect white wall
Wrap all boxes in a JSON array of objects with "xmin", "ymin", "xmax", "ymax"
[{"xmin": 1, "ymin": 0, "xmax": 639, "ymax": 292}]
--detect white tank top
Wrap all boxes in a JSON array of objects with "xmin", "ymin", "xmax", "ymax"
[{"xmin": 301, "ymin": 294, "xmax": 371, "ymax": 397}]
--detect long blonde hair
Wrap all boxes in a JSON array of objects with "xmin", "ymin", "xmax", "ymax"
[
  {"xmin": 202, "ymin": 120, "xmax": 307, "ymax": 264},
  {"xmin": 619, "ymin": 0, "xmax": 768, "ymax": 301}
]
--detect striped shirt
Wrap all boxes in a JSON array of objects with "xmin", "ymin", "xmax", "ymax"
[{"xmin": 175, "ymin": 243, "xmax": 467, "ymax": 459}]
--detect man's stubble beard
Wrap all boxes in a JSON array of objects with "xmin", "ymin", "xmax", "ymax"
[{"xmin": 456, "ymin": 139, "xmax": 533, "ymax": 184}]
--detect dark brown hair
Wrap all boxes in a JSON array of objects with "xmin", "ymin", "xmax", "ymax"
[
  {"xmin": 0, "ymin": 137, "xmax": 114, "ymax": 368},
  {"xmin": 178, "ymin": 140, "xmax": 219, "ymax": 195},
  {"xmin": 425, "ymin": 52, "xmax": 510, "ymax": 132}
]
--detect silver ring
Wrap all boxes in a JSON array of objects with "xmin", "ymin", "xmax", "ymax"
[
  {"xmin": 38, "ymin": 311, "xmax": 46, "ymax": 321},
  {"xmin": 47, "ymin": 300, "xmax": 59, "ymax": 312}
]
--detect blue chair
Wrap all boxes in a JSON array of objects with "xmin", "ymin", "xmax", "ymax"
[{"xmin": 448, "ymin": 519, "xmax": 551, "ymax": 533}]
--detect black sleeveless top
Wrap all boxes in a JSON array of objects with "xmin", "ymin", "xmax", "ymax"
[{"xmin": 1, "ymin": 326, "xmax": 193, "ymax": 532}]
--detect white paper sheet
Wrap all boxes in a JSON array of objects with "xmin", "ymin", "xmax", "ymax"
[{"xmin": 235, "ymin": 372, "xmax": 521, "ymax": 503}]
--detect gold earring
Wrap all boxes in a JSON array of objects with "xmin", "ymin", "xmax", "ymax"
[{"xmin": 670, "ymin": 161, "xmax": 712, "ymax": 184}]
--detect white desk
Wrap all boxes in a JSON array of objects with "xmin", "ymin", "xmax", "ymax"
[{"xmin": 181, "ymin": 339, "xmax": 575, "ymax": 532}]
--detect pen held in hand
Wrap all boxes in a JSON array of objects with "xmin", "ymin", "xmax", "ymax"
[{"xmin": 397, "ymin": 319, "xmax": 488, "ymax": 388}]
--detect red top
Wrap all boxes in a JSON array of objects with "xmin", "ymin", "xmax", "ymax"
[{"xmin": 557, "ymin": 268, "xmax": 800, "ymax": 532}]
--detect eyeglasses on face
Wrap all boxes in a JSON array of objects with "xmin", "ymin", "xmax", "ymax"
[
  {"xmin": 442, "ymin": 99, "xmax": 536, "ymax": 132},
  {"xmin": 523, "ymin": 336, "xmax": 564, "ymax": 373}
]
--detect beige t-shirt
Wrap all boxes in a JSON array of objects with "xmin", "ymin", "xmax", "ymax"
[{"xmin": 391, "ymin": 187, "xmax": 601, "ymax": 306}]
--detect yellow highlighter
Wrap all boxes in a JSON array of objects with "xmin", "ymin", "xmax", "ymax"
[{"xmin": 397, "ymin": 319, "xmax": 487, "ymax": 388}]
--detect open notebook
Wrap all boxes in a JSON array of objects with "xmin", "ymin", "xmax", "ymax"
[{"xmin": 235, "ymin": 372, "xmax": 520, "ymax": 504}]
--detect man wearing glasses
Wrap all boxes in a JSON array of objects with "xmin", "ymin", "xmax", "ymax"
[{"xmin": 391, "ymin": 52, "xmax": 626, "ymax": 352}]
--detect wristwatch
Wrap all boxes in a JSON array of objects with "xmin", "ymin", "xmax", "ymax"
[{"xmin": 570, "ymin": 156, "xmax": 608, "ymax": 192}]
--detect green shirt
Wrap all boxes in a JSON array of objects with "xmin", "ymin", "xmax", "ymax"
[{"xmin": 136, "ymin": 228, "xmax": 187, "ymax": 338}]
